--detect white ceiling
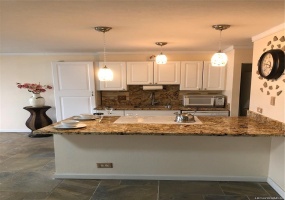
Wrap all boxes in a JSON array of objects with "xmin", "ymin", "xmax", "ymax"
[{"xmin": 0, "ymin": 0, "xmax": 284, "ymax": 54}]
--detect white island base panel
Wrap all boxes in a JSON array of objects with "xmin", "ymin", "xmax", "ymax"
[{"xmin": 54, "ymin": 134, "xmax": 273, "ymax": 182}]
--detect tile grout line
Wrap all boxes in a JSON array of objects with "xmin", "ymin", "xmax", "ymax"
[
  {"xmin": 157, "ymin": 180, "xmax": 160, "ymax": 200},
  {"xmin": 258, "ymin": 182, "xmax": 275, "ymax": 197},
  {"xmin": 44, "ymin": 179, "xmax": 64, "ymax": 200},
  {"xmin": 217, "ymin": 181, "xmax": 226, "ymax": 195},
  {"xmin": 88, "ymin": 180, "xmax": 102, "ymax": 200}
]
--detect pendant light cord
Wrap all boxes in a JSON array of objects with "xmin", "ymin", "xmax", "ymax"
[
  {"xmin": 103, "ymin": 32, "xmax": 106, "ymax": 67},
  {"xmin": 219, "ymin": 30, "xmax": 222, "ymax": 53}
]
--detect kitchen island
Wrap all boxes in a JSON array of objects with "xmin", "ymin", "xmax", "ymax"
[{"xmin": 34, "ymin": 114, "xmax": 284, "ymax": 182}]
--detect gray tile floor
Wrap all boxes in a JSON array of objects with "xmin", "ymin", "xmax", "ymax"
[{"xmin": 0, "ymin": 132, "xmax": 283, "ymax": 200}]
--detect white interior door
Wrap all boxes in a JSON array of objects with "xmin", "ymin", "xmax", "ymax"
[{"xmin": 52, "ymin": 62, "xmax": 95, "ymax": 121}]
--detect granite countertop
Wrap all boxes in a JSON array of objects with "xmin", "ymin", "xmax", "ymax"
[
  {"xmin": 34, "ymin": 116, "xmax": 284, "ymax": 137},
  {"xmin": 95, "ymin": 105, "xmax": 229, "ymax": 111}
]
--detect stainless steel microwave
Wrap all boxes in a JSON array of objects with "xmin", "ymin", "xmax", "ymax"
[{"xmin": 183, "ymin": 95, "xmax": 225, "ymax": 107}]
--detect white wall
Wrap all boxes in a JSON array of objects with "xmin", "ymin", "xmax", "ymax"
[
  {"xmin": 223, "ymin": 49, "xmax": 235, "ymax": 113},
  {"xmin": 224, "ymin": 47, "xmax": 253, "ymax": 116},
  {"xmin": 250, "ymin": 29, "xmax": 285, "ymax": 122},
  {"xmin": 0, "ymin": 52, "xmax": 213, "ymax": 132},
  {"xmin": 250, "ymin": 24, "xmax": 285, "ymax": 195}
]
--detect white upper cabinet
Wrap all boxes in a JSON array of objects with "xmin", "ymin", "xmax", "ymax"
[
  {"xmin": 203, "ymin": 61, "xmax": 226, "ymax": 90},
  {"xmin": 127, "ymin": 61, "xmax": 180, "ymax": 85},
  {"xmin": 180, "ymin": 61, "xmax": 203, "ymax": 90},
  {"xmin": 127, "ymin": 62, "xmax": 153, "ymax": 85},
  {"xmin": 154, "ymin": 62, "xmax": 181, "ymax": 84},
  {"xmin": 180, "ymin": 61, "xmax": 225, "ymax": 91},
  {"xmin": 97, "ymin": 62, "xmax": 127, "ymax": 91}
]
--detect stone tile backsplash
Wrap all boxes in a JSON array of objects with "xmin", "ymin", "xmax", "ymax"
[
  {"xmin": 101, "ymin": 85, "xmax": 221, "ymax": 107},
  {"xmin": 101, "ymin": 85, "xmax": 183, "ymax": 107}
]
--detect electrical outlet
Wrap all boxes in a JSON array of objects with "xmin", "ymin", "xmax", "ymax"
[
  {"xmin": 257, "ymin": 107, "xmax": 263, "ymax": 114},
  {"xmin": 97, "ymin": 163, "xmax": 113, "ymax": 168},
  {"xmin": 270, "ymin": 96, "xmax": 275, "ymax": 106}
]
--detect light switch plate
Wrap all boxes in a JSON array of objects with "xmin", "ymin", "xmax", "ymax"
[
  {"xmin": 257, "ymin": 107, "xmax": 263, "ymax": 113},
  {"xmin": 270, "ymin": 96, "xmax": 275, "ymax": 106}
]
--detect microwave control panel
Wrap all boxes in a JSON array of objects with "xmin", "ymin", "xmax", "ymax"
[{"xmin": 214, "ymin": 97, "xmax": 225, "ymax": 107}]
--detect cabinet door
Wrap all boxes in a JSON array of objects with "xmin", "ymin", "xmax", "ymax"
[
  {"xmin": 203, "ymin": 61, "xmax": 226, "ymax": 90},
  {"xmin": 97, "ymin": 62, "xmax": 127, "ymax": 91},
  {"xmin": 154, "ymin": 61, "xmax": 181, "ymax": 84},
  {"xmin": 127, "ymin": 62, "xmax": 153, "ymax": 85},
  {"xmin": 180, "ymin": 61, "xmax": 203, "ymax": 90}
]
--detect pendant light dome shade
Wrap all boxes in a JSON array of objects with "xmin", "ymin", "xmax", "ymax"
[
  {"xmin": 156, "ymin": 53, "xmax": 167, "ymax": 64},
  {"xmin": 95, "ymin": 26, "xmax": 113, "ymax": 81},
  {"xmin": 98, "ymin": 66, "xmax": 113, "ymax": 81},
  {"xmin": 155, "ymin": 42, "xmax": 167, "ymax": 64},
  {"xmin": 211, "ymin": 52, "xmax": 228, "ymax": 67},
  {"xmin": 211, "ymin": 24, "xmax": 230, "ymax": 67}
]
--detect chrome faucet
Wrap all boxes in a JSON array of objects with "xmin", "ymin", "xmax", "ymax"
[{"xmin": 150, "ymin": 92, "xmax": 159, "ymax": 106}]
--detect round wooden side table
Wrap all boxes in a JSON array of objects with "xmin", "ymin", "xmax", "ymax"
[{"xmin": 23, "ymin": 106, "xmax": 53, "ymax": 138}]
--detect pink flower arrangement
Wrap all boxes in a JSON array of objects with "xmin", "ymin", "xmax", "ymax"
[{"xmin": 17, "ymin": 83, "xmax": 53, "ymax": 94}]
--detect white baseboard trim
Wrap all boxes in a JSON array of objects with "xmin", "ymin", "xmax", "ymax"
[
  {"xmin": 267, "ymin": 177, "xmax": 285, "ymax": 199},
  {"xmin": 0, "ymin": 129, "xmax": 30, "ymax": 132},
  {"xmin": 54, "ymin": 173, "xmax": 267, "ymax": 182}
]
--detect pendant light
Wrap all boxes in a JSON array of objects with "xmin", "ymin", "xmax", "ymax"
[
  {"xmin": 155, "ymin": 42, "xmax": 168, "ymax": 64},
  {"xmin": 95, "ymin": 26, "xmax": 113, "ymax": 81},
  {"xmin": 211, "ymin": 24, "xmax": 231, "ymax": 67}
]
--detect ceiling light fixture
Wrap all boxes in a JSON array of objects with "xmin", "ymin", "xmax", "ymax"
[
  {"xmin": 211, "ymin": 24, "xmax": 231, "ymax": 67},
  {"xmin": 95, "ymin": 26, "xmax": 113, "ymax": 81},
  {"xmin": 155, "ymin": 42, "xmax": 168, "ymax": 64}
]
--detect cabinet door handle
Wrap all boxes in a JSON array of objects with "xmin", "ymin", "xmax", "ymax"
[
  {"xmin": 149, "ymin": 82, "xmax": 152, "ymax": 84},
  {"xmin": 92, "ymin": 91, "xmax": 94, "ymax": 96}
]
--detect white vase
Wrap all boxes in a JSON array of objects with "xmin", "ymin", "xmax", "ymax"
[{"xmin": 29, "ymin": 93, "xmax": 45, "ymax": 107}]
